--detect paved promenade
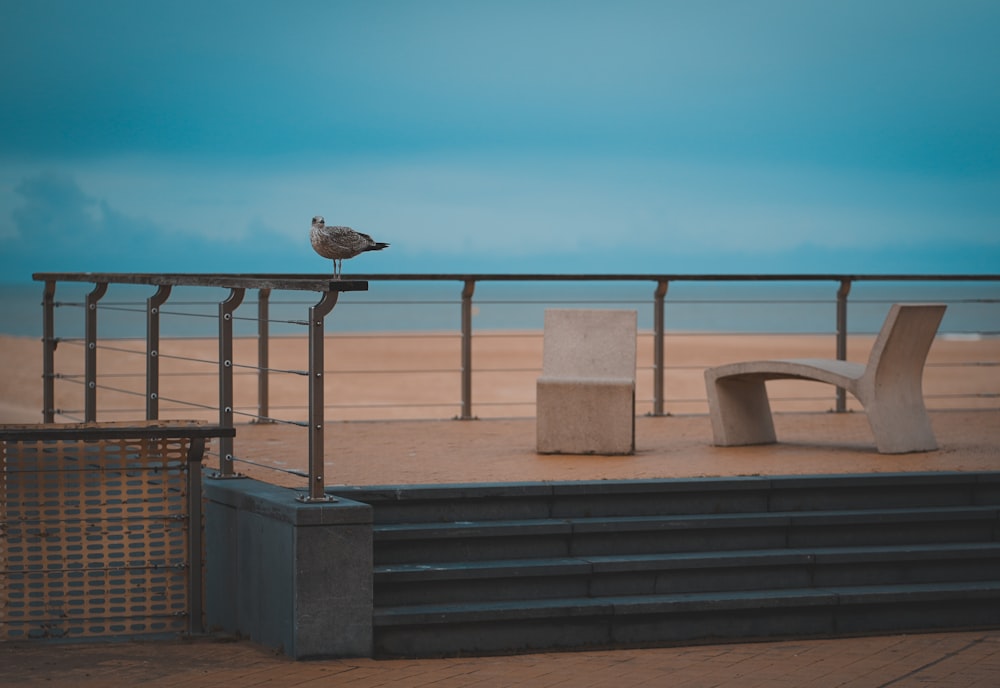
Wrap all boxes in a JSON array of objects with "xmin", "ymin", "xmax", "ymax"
[
  {"xmin": 230, "ymin": 409, "xmax": 1000, "ymax": 488},
  {"xmin": 2, "ymin": 629, "xmax": 999, "ymax": 687}
]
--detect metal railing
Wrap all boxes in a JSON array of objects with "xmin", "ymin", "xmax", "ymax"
[
  {"xmin": 37, "ymin": 273, "xmax": 367, "ymax": 502},
  {"xmin": 32, "ymin": 272, "xmax": 1000, "ymax": 499}
]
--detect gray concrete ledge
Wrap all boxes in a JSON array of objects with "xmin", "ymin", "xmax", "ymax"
[{"xmin": 204, "ymin": 477, "xmax": 371, "ymax": 526}]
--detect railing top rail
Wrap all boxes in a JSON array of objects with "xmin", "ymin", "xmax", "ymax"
[
  {"xmin": 32, "ymin": 272, "xmax": 1000, "ymax": 288},
  {"xmin": 351, "ymin": 273, "xmax": 1000, "ymax": 282},
  {"xmin": 349, "ymin": 273, "xmax": 1000, "ymax": 283},
  {"xmin": 31, "ymin": 273, "xmax": 368, "ymax": 292},
  {"xmin": 0, "ymin": 420, "xmax": 236, "ymax": 442}
]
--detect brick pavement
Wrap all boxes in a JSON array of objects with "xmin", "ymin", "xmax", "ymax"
[{"xmin": 2, "ymin": 629, "xmax": 999, "ymax": 687}]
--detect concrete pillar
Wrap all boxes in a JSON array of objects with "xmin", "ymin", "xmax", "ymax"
[{"xmin": 204, "ymin": 477, "xmax": 373, "ymax": 658}]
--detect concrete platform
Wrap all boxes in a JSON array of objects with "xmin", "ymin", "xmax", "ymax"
[{"xmin": 230, "ymin": 409, "xmax": 1000, "ymax": 488}]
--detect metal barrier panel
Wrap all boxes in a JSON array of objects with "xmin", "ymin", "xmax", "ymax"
[{"xmin": 1, "ymin": 434, "xmax": 197, "ymax": 640}]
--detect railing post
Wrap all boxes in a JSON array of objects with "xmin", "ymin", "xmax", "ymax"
[
  {"xmin": 41, "ymin": 280, "xmax": 56, "ymax": 423},
  {"xmin": 460, "ymin": 279, "xmax": 476, "ymax": 420},
  {"xmin": 652, "ymin": 279, "xmax": 669, "ymax": 416},
  {"xmin": 84, "ymin": 282, "xmax": 109, "ymax": 422},
  {"xmin": 218, "ymin": 287, "xmax": 245, "ymax": 476},
  {"xmin": 146, "ymin": 285, "xmax": 172, "ymax": 420},
  {"xmin": 301, "ymin": 290, "xmax": 340, "ymax": 503},
  {"xmin": 257, "ymin": 288, "xmax": 271, "ymax": 423},
  {"xmin": 835, "ymin": 278, "xmax": 852, "ymax": 413},
  {"xmin": 186, "ymin": 435, "xmax": 206, "ymax": 634}
]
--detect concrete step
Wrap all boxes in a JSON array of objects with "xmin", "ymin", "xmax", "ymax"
[
  {"xmin": 373, "ymin": 505, "xmax": 1000, "ymax": 564},
  {"xmin": 335, "ymin": 472, "xmax": 1000, "ymax": 525},
  {"xmin": 373, "ymin": 581, "xmax": 1000, "ymax": 657},
  {"xmin": 373, "ymin": 542, "xmax": 1000, "ymax": 606}
]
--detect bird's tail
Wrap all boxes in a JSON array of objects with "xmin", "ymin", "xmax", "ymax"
[{"xmin": 367, "ymin": 242, "xmax": 390, "ymax": 252}]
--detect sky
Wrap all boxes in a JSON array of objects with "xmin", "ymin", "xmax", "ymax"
[{"xmin": 1, "ymin": 0, "xmax": 999, "ymax": 283}]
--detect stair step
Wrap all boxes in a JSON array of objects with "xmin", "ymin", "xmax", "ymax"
[
  {"xmin": 376, "ymin": 542, "xmax": 1000, "ymax": 581},
  {"xmin": 336, "ymin": 472, "xmax": 1000, "ymax": 524},
  {"xmin": 375, "ymin": 506, "xmax": 999, "ymax": 540},
  {"xmin": 373, "ymin": 581, "xmax": 1000, "ymax": 657},
  {"xmin": 373, "ymin": 506, "xmax": 1000, "ymax": 564},
  {"xmin": 374, "ymin": 543, "xmax": 1000, "ymax": 606}
]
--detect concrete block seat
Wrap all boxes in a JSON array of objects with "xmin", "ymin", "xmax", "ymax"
[
  {"xmin": 704, "ymin": 303, "xmax": 947, "ymax": 454},
  {"xmin": 536, "ymin": 309, "xmax": 637, "ymax": 455}
]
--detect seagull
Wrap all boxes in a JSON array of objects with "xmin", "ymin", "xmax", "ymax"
[{"xmin": 310, "ymin": 215, "xmax": 389, "ymax": 279}]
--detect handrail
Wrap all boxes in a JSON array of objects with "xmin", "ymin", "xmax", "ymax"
[
  {"xmin": 33, "ymin": 272, "xmax": 368, "ymax": 291},
  {"xmin": 34, "ymin": 271, "xmax": 1000, "ymax": 284}
]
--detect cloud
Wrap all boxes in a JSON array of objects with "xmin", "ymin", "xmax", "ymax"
[
  {"xmin": 7, "ymin": 171, "xmax": 160, "ymax": 255},
  {"xmin": 3, "ymin": 152, "xmax": 998, "ymax": 285},
  {"xmin": 0, "ymin": 170, "xmax": 300, "ymax": 280}
]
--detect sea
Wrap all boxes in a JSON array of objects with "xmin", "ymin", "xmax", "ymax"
[{"xmin": 0, "ymin": 278, "xmax": 998, "ymax": 340}]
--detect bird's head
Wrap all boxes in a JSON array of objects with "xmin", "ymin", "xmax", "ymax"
[{"xmin": 312, "ymin": 215, "xmax": 325, "ymax": 228}]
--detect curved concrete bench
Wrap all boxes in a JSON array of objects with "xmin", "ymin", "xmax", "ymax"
[{"xmin": 704, "ymin": 303, "xmax": 947, "ymax": 454}]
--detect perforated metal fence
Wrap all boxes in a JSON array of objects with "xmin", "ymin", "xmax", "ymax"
[{"xmin": 0, "ymin": 422, "xmax": 230, "ymax": 641}]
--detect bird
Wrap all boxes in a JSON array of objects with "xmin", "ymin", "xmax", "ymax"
[{"xmin": 310, "ymin": 215, "xmax": 389, "ymax": 279}]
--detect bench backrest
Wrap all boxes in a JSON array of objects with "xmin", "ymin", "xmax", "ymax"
[
  {"xmin": 542, "ymin": 309, "xmax": 637, "ymax": 379},
  {"xmin": 866, "ymin": 303, "xmax": 947, "ymax": 384}
]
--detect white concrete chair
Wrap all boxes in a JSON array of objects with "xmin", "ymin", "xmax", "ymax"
[
  {"xmin": 536, "ymin": 309, "xmax": 637, "ymax": 455},
  {"xmin": 704, "ymin": 303, "xmax": 947, "ymax": 454}
]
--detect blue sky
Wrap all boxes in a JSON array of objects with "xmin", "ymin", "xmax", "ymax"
[{"xmin": 1, "ymin": 0, "xmax": 999, "ymax": 282}]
